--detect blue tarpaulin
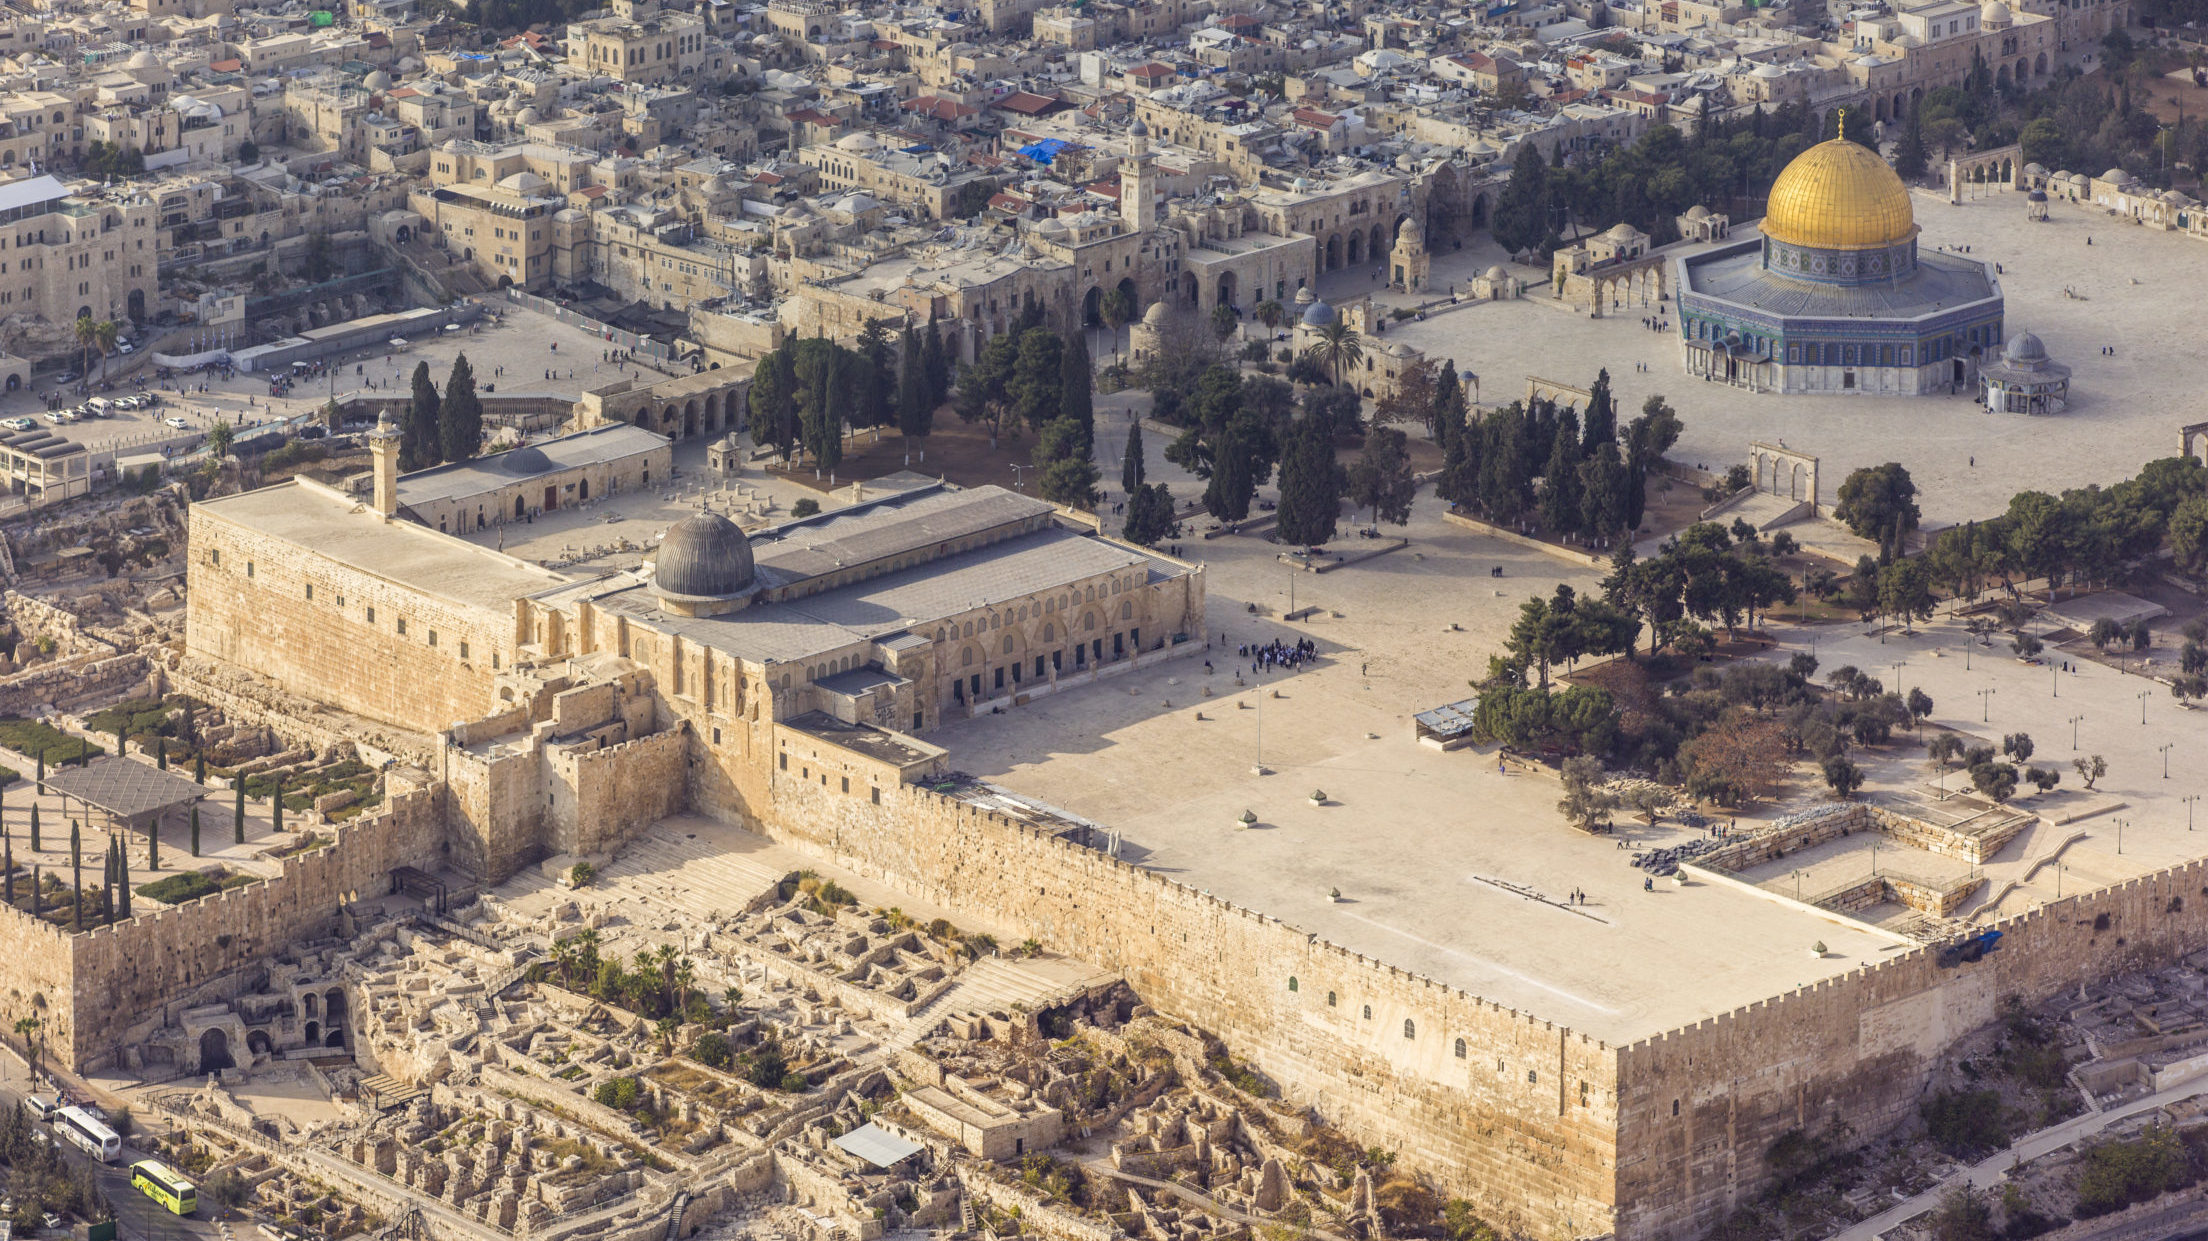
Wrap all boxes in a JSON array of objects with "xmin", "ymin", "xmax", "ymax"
[{"xmin": 1017, "ymin": 139, "xmax": 1076, "ymax": 164}]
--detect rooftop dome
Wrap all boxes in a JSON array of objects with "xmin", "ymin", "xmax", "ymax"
[
  {"xmin": 498, "ymin": 170, "xmax": 548, "ymax": 193},
  {"xmin": 1980, "ymin": 0, "xmax": 2011, "ymax": 27},
  {"xmin": 654, "ymin": 511, "xmax": 755, "ymax": 603},
  {"xmin": 1762, "ymin": 136, "xmax": 1915, "ymax": 252},
  {"xmin": 1685, "ymin": 204, "xmax": 1710, "ymax": 220},
  {"xmin": 1484, "ymin": 264, "xmax": 1509, "ymax": 281},
  {"xmin": 364, "ymin": 68, "xmax": 393, "ymax": 90},
  {"xmin": 2003, "ymin": 331, "xmax": 2048, "ymax": 365},
  {"xmin": 1302, "ymin": 298, "xmax": 1337, "ymax": 327},
  {"xmin": 836, "ymin": 131, "xmax": 881, "ymax": 153},
  {"xmin": 1129, "ymin": 115, "xmax": 1148, "ymax": 137},
  {"xmin": 127, "ymin": 50, "xmax": 162, "ymax": 70},
  {"xmin": 515, "ymin": 105, "xmax": 542, "ymax": 125},
  {"xmin": 2102, "ymin": 168, "xmax": 2130, "ymax": 184},
  {"xmin": 500, "ymin": 444, "xmax": 554, "ymax": 475},
  {"xmin": 1142, "ymin": 301, "xmax": 1171, "ymax": 326}
]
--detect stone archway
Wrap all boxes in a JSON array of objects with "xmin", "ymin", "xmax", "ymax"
[
  {"xmin": 199, "ymin": 1028, "xmax": 234, "ymax": 1072},
  {"xmin": 1325, "ymin": 234, "xmax": 1341, "ymax": 270},
  {"xmin": 1347, "ymin": 231, "xmax": 1363, "ymax": 265},
  {"xmin": 306, "ymin": 1020, "xmax": 320, "ymax": 1043},
  {"xmin": 685, "ymin": 400, "xmax": 699, "ymax": 438},
  {"xmin": 1082, "ymin": 285, "xmax": 1102, "ymax": 326},
  {"xmin": 246, "ymin": 1030, "xmax": 273, "ymax": 1057}
]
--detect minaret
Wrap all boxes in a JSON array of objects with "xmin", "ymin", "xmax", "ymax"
[
  {"xmin": 367, "ymin": 409, "xmax": 402, "ymax": 518},
  {"xmin": 1125, "ymin": 116, "xmax": 1155, "ymax": 233}
]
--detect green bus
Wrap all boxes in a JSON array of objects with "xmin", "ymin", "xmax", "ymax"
[{"xmin": 129, "ymin": 1159, "xmax": 197, "ymax": 1215}]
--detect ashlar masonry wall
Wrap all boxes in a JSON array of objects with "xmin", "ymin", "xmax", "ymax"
[
  {"xmin": 1615, "ymin": 859, "xmax": 2208, "ymax": 1241},
  {"xmin": 746, "ymin": 778, "xmax": 1623, "ymax": 1241},
  {"xmin": 62, "ymin": 784, "xmax": 444, "ymax": 1070},
  {"xmin": 186, "ymin": 505, "xmax": 514, "ymax": 738}
]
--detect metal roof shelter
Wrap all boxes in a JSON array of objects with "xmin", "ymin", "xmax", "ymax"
[
  {"xmin": 830, "ymin": 1122, "xmax": 924, "ymax": 1169},
  {"xmin": 40, "ymin": 757, "xmax": 208, "ymax": 833},
  {"xmin": 1412, "ymin": 697, "xmax": 1482, "ymax": 745}
]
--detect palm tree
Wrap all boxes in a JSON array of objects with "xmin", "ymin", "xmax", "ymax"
[
  {"xmin": 13, "ymin": 1015, "xmax": 39, "ymax": 1081},
  {"xmin": 1099, "ymin": 287, "xmax": 1134, "ymax": 364},
  {"xmin": 1253, "ymin": 299, "xmax": 1286, "ymax": 340},
  {"xmin": 73, "ymin": 314, "xmax": 98, "ymax": 381},
  {"xmin": 1303, "ymin": 319, "xmax": 1364, "ymax": 387},
  {"xmin": 92, "ymin": 319, "xmax": 119, "ymax": 382}
]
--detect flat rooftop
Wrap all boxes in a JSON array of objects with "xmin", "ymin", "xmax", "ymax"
[
  {"xmin": 197, "ymin": 478, "xmax": 569, "ymax": 613},
  {"xmin": 602, "ymin": 524, "xmax": 1177, "ymax": 665},
  {"xmin": 398, "ymin": 423, "xmax": 668, "ymax": 507}
]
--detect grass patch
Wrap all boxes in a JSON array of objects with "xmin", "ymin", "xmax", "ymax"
[
  {"xmin": 137, "ymin": 868, "xmax": 256, "ymax": 904},
  {"xmin": 82, "ymin": 697, "xmax": 176, "ymax": 740},
  {"xmin": 0, "ymin": 719, "xmax": 102, "ymax": 765}
]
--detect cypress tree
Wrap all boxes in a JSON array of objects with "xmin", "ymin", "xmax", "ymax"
[
  {"xmin": 234, "ymin": 780, "xmax": 245, "ymax": 844},
  {"xmin": 1539, "ymin": 415, "xmax": 1584, "ymax": 536},
  {"xmin": 101, "ymin": 838, "xmax": 114, "ymax": 922},
  {"xmin": 1059, "ymin": 329, "xmax": 1093, "ymax": 449},
  {"xmin": 1581, "ymin": 369, "xmax": 1616, "ymax": 456},
  {"xmin": 191, "ymin": 807, "xmax": 201, "ymax": 858},
  {"xmin": 148, "ymin": 816, "xmax": 159, "ymax": 871},
  {"xmin": 441, "ymin": 352, "xmax": 484, "ymax": 462},
  {"xmin": 69, "ymin": 823, "xmax": 80, "ymax": 932},
  {"xmin": 29, "ymin": 865, "xmax": 38, "ymax": 917},
  {"xmin": 3, "ymin": 836, "xmax": 12, "ymax": 908},
  {"xmin": 29, "ymin": 803, "xmax": 39, "ymax": 853},
  {"xmin": 155, "ymin": 741, "xmax": 167, "ymax": 770},
  {"xmin": 406, "ymin": 360, "xmax": 442, "ymax": 469},
  {"xmin": 897, "ymin": 325, "xmax": 931, "ymax": 462},
  {"xmin": 34, "ymin": 751, "xmax": 43, "ymax": 788},
  {"xmin": 115, "ymin": 840, "xmax": 130, "ymax": 919},
  {"xmin": 272, "ymin": 777, "xmax": 284, "ymax": 835},
  {"xmin": 195, "ymin": 753, "xmax": 206, "ymax": 784},
  {"xmin": 1122, "ymin": 421, "xmax": 1145, "ymax": 495},
  {"xmin": 922, "ymin": 319, "xmax": 950, "ymax": 408}
]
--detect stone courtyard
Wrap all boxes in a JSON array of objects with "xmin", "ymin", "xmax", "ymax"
[{"xmin": 1316, "ymin": 183, "xmax": 2204, "ymax": 527}]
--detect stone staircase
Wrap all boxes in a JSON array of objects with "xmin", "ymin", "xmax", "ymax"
[
  {"xmin": 361, "ymin": 1073, "xmax": 425, "ymax": 1110},
  {"xmin": 887, "ymin": 956, "xmax": 1116, "ymax": 1052},
  {"xmin": 492, "ymin": 829, "xmax": 787, "ymax": 923}
]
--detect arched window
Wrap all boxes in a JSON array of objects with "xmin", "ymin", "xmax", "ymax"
[
  {"xmin": 1454, "ymin": 1038, "xmax": 1466, "ymax": 1059},
  {"xmin": 1002, "ymin": 635, "xmax": 1015, "ymax": 654},
  {"xmin": 1326, "ymin": 991, "xmax": 1336, "ymax": 1007},
  {"xmin": 961, "ymin": 649, "xmax": 975, "ymax": 667},
  {"xmin": 1120, "ymin": 600, "xmax": 1133, "ymax": 619},
  {"xmin": 1362, "ymin": 1004, "xmax": 1372, "ymax": 1020},
  {"xmin": 1403, "ymin": 1019, "xmax": 1415, "ymax": 1040},
  {"xmin": 1288, "ymin": 976, "xmax": 1299, "ymax": 992}
]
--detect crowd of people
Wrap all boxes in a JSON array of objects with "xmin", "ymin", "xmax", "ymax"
[{"xmin": 1241, "ymin": 637, "xmax": 1316, "ymax": 674}]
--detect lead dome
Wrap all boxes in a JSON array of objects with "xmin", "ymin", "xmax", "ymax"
[{"xmin": 653, "ymin": 510, "xmax": 755, "ymax": 609}]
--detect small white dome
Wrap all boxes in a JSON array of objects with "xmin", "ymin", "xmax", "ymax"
[
  {"xmin": 364, "ymin": 69, "xmax": 393, "ymax": 90},
  {"xmin": 1980, "ymin": 1, "xmax": 2011, "ymax": 26},
  {"xmin": 498, "ymin": 170, "xmax": 548, "ymax": 192},
  {"xmin": 836, "ymin": 131, "xmax": 881, "ymax": 153}
]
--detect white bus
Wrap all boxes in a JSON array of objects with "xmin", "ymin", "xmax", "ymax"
[{"xmin": 54, "ymin": 1106, "xmax": 120, "ymax": 1162}]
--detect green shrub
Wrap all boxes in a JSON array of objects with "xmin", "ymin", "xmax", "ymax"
[
  {"xmin": 791, "ymin": 498, "xmax": 821, "ymax": 518},
  {"xmin": 0, "ymin": 719, "xmax": 101, "ymax": 765},
  {"xmin": 136, "ymin": 871, "xmax": 243, "ymax": 903},
  {"xmin": 778, "ymin": 1073, "xmax": 809, "ymax": 1093},
  {"xmin": 2075, "ymin": 1124, "xmax": 2192, "ymax": 1216},
  {"xmin": 593, "ymin": 1076, "xmax": 643, "ymax": 1111},
  {"xmin": 1922, "ymin": 1088, "xmax": 2007, "ymax": 1156},
  {"xmin": 691, "ymin": 1032, "xmax": 733, "ymax": 1071}
]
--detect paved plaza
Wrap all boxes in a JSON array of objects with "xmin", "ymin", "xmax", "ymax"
[{"xmin": 1319, "ymin": 184, "xmax": 2202, "ymax": 527}]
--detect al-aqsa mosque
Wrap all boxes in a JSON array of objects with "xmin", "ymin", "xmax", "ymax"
[{"xmin": 1675, "ymin": 127, "xmax": 2009, "ymax": 397}]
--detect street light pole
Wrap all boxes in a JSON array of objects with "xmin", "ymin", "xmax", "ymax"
[
  {"xmin": 2070, "ymin": 713, "xmax": 2084, "ymax": 750},
  {"xmin": 2162, "ymin": 743, "xmax": 2174, "ymax": 778},
  {"xmin": 2139, "ymin": 689, "xmax": 2151, "ymax": 725},
  {"xmin": 2185, "ymin": 795, "xmax": 2200, "ymax": 832},
  {"xmin": 1979, "ymin": 687, "xmax": 1996, "ymax": 722}
]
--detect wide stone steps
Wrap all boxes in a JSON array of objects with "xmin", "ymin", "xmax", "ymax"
[{"xmin": 888, "ymin": 956, "xmax": 1114, "ymax": 1052}]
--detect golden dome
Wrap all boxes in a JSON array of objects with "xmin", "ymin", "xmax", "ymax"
[{"xmin": 1763, "ymin": 137, "xmax": 1915, "ymax": 251}]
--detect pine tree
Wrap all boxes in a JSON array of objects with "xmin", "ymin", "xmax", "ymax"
[
  {"xmin": 405, "ymin": 361, "xmax": 442, "ymax": 469},
  {"xmin": 1894, "ymin": 105, "xmax": 1930, "ymax": 182},
  {"xmin": 855, "ymin": 319, "xmax": 895, "ymax": 430},
  {"xmin": 1122, "ymin": 421, "xmax": 1146, "ymax": 495},
  {"xmin": 1349, "ymin": 427, "xmax": 1416, "ymax": 526},
  {"xmin": 1204, "ymin": 423, "xmax": 1258, "ymax": 522},
  {"xmin": 1432, "ymin": 365, "xmax": 1468, "ymax": 453},
  {"xmin": 750, "ymin": 348, "xmax": 798, "ymax": 462},
  {"xmin": 1123, "ymin": 483, "xmax": 1175, "ymax": 546},
  {"xmin": 191, "ymin": 807, "xmax": 201, "ymax": 858},
  {"xmin": 1011, "ymin": 329, "xmax": 1063, "ymax": 433},
  {"xmin": 922, "ymin": 319, "xmax": 950, "ymax": 408},
  {"xmin": 1274, "ymin": 418, "xmax": 1341, "ymax": 548},
  {"xmin": 440, "ymin": 352, "xmax": 483, "ymax": 462}
]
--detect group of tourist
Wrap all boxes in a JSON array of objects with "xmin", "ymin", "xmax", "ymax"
[
  {"xmin": 1639, "ymin": 316, "xmax": 1670, "ymax": 332},
  {"xmin": 1242, "ymin": 637, "xmax": 1315, "ymax": 674}
]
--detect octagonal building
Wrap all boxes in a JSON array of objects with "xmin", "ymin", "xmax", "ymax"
[{"xmin": 1675, "ymin": 134, "xmax": 2005, "ymax": 396}]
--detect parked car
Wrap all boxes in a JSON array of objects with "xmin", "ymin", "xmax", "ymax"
[
  {"xmin": 42, "ymin": 410, "xmax": 71, "ymax": 425},
  {"xmin": 111, "ymin": 395, "xmax": 138, "ymax": 411},
  {"xmin": 163, "ymin": 415, "xmax": 191, "ymax": 429},
  {"xmin": 55, "ymin": 371, "xmax": 78, "ymax": 384},
  {"xmin": 1, "ymin": 416, "xmax": 34, "ymax": 431}
]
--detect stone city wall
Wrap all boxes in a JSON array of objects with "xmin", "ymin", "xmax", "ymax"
[
  {"xmin": 64, "ymin": 782, "xmax": 444, "ymax": 1069},
  {"xmin": 551, "ymin": 726, "xmax": 688, "ymax": 857},
  {"xmin": 1614, "ymin": 857, "xmax": 2208, "ymax": 1241},
  {"xmin": 186, "ymin": 505, "xmax": 512, "ymax": 737},
  {"xmin": 743, "ymin": 778, "xmax": 1621, "ymax": 1240},
  {"xmin": 0, "ymin": 650, "xmax": 150, "ymax": 718}
]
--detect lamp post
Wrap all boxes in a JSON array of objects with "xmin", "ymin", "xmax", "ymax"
[
  {"xmin": 2055, "ymin": 861, "xmax": 2066, "ymax": 899},
  {"xmin": 2184, "ymin": 794, "xmax": 2200, "ymax": 832},
  {"xmin": 1978, "ymin": 687, "xmax": 1996, "ymax": 722},
  {"xmin": 2069, "ymin": 713, "xmax": 2084, "ymax": 750},
  {"xmin": 2052, "ymin": 661, "xmax": 2058, "ymax": 698},
  {"xmin": 2161, "ymin": 742, "xmax": 2174, "ymax": 779},
  {"xmin": 2140, "ymin": 689, "xmax": 2151, "ymax": 725},
  {"xmin": 2116, "ymin": 818, "xmax": 2126, "ymax": 856}
]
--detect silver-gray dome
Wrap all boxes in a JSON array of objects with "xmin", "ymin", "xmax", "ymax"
[
  {"xmin": 500, "ymin": 444, "xmax": 553, "ymax": 475},
  {"xmin": 1301, "ymin": 298, "xmax": 1337, "ymax": 327},
  {"xmin": 654, "ymin": 511, "xmax": 754, "ymax": 600},
  {"xmin": 2003, "ymin": 331, "xmax": 2048, "ymax": 364}
]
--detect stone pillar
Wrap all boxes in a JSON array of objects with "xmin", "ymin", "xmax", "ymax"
[
  {"xmin": 1948, "ymin": 160, "xmax": 1961, "ymax": 205},
  {"xmin": 368, "ymin": 411, "xmax": 402, "ymax": 518}
]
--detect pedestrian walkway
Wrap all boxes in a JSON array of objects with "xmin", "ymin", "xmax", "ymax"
[{"xmin": 1833, "ymin": 1076, "xmax": 2208, "ymax": 1240}]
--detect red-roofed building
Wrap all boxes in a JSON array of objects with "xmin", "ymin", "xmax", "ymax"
[
  {"xmin": 994, "ymin": 91, "xmax": 1065, "ymax": 117},
  {"xmin": 1125, "ymin": 62, "xmax": 1176, "ymax": 90},
  {"xmin": 903, "ymin": 95, "xmax": 984, "ymax": 129},
  {"xmin": 1434, "ymin": 51, "xmax": 1524, "ymax": 94}
]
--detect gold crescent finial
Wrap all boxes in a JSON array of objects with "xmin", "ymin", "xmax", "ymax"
[{"xmin": 1836, "ymin": 107, "xmax": 1846, "ymax": 135}]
